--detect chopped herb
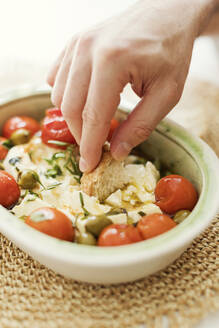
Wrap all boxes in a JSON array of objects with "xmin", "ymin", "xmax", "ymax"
[
  {"xmin": 30, "ymin": 171, "xmax": 45, "ymax": 189},
  {"xmin": 44, "ymin": 144, "xmax": 81, "ymax": 183},
  {"xmin": 53, "ymin": 152, "xmax": 65, "ymax": 160},
  {"xmin": 15, "ymin": 166, "xmax": 21, "ymax": 176},
  {"xmin": 64, "ymin": 146, "xmax": 82, "ymax": 183},
  {"xmin": 44, "ymin": 158, "xmax": 53, "ymax": 165},
  {"xmin": 26, "ymin": 190, "xmax": 40, "ymax": 201},
  {"xmin": 46, "ymin": 182, "xmax": 62, "ymax": 190},
  {"xmin": 47, "ymin": 140, "xmax": 70, "ymax": 146},
  {"xmin": 28, "ymin": 151, "xmax": 33, "ymax": 161},
  {"xmin": 21, "ymin": 189, "xmax": 29, "ymax": 198},
  {"xmin": 2, "ymin": 139, "xmax": 14, "ymax": 150},
  {"xmin": 79, "ymin": 192, "xmax": 90, "ymax": 217},
  {"xmin": 19, "ymin": 215, "xmax": 28, "ymax": 221},
  {"xmin": 44, "ymin": 152, "xmax": 65, "ymax": 165},
  {"xmin": 107, "ymin": 208, "xmax": 127, "ymax": 216},
  {"xmin": 44, "ymin": 152, "xmax": 66, "ymax": 178},
  {"xmin": 45, "ymin": 164, "xmax": 62, "ymax": 178},
  {"xmin": 30, "ymin": 190, "xmax": 41, "ymax": 198},
  {"xmin": 138, "ymin": 211, "xmax": 146, "ymax": 217},
  {"xmin": 9, "ymin": 156, "xmax": 21, "ymax": 166}
]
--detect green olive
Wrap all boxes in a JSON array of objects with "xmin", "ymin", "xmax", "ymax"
[
  {"xmin": 10, "ymin": 129, "xmax": 31, "ymax": 145},
  {"xmin": 86, "ymin": 215, "xmax": 112, "ymax": 237},
  {"xmin": 18, "ymin": 170, "xmax": 39, "ymax": 189},
  {"xmin": 76, "ymin": 232, "xmax": 96, "ymax": 245},
  {"xmin": 173, "ymin": 210, "xmax": 191, "ymax": 224}
]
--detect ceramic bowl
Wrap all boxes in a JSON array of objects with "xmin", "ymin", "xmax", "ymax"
[{"xmin": 0, "ymin": 86, "xmax": 219, "ymax": 284}]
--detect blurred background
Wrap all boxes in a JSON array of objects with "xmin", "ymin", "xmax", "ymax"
[{"xmin": 0, "ymin": 0, "xmax": 219, "ymax": 95}]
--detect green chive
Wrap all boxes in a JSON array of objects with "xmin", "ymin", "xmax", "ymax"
[
  {"xmin": 2, "ymin": 139, "xmax": 14, "ymax": 149},
  {"xmin": 79, "ymin": 192, "xmax": 90, "ymax": 216},
  {"xmin": 46, "ymin": 182, "xmax": 62, "ymax": 190},
  {"xmin": 47, "ymin": 140, "xmax": 70, "ymax": 146},
  {"xmin": 138, "ymin": 211, "xmax": 146, "ymax": 217}
]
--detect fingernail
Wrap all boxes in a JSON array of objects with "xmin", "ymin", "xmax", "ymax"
[
  {"xmin": 112, "ymin": 142, "xmax": 131, "ymax": 161},
  {"xmin": 79, "ymin": 157, "xmax": 88, "ymax": 172}
]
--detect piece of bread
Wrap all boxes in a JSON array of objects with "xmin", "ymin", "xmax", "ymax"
[{"xmin": 80, "ymin": 149, "xmax": 128, "ymax": 202}]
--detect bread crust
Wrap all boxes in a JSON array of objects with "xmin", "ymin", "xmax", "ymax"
[{"xmin": 80, "ymin": 150, "xmax": 128, "ymax": 201}]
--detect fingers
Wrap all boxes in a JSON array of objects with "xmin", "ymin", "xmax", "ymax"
[
  {"xmin": 60, "ymin": 49, "xmax": 91, "ymax": 144},
  {"xmin": 51, "ymin": 38, "xmax": 78, "ymax": 108},
  {"xmin": 110, "ymin": 80, "xmax": 180, "ymax": 160},
  {"xmin": 47, "ymin": 46, "xmax": 66, "ymax": 87},
  {"xmin": 79, "ymin": 65, "xmax": 126, "ymax": 172}
]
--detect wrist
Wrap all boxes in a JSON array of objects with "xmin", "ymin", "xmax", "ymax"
[{"xmin": 193, "ymin": 0, "xmax": 219, "ymax": 35}]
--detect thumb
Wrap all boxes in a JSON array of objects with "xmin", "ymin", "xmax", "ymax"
[{"xmin": 111, "ymin": 79, "xmax": 180, "ymax": 160}]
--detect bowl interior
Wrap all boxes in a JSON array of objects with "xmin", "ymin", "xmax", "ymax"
[{"xmin": 0, "ymin": 89, "xmax": 218, "ymax": 263}]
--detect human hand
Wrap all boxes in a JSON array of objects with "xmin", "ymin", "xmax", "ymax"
[{"xmin": 48, "ymin": 0, "xmax": 217, "ymax": 172}]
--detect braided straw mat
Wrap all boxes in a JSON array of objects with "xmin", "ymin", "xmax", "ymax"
[{"xmin": 0, "ymin": 80, "xmax": 219, "ymax": 328}]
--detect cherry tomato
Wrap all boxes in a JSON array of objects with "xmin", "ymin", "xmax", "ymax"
[
  {"xmin": 98, "ymin": 224, "xmax": 142, "ymax": 246},
  {"xmin": 25, "ymin": 207, "xmax": 75, "ymax": 241},
  {"xmin": 137, "ymin": 213, "xmax": 176, "ymax": 240},
  {"xmin": 3, "ymin": 116, "xmax": 40, "ymax": 138},
  {"xmin": 0, "ymin": 171, "xmax": 20, "ymax": 208},
  {"xmin": 107, "ymin": 118, "xmax": 120, "ymax": 141},
  {"xmin": 45, "ymin": 107, "xmax": 62, "ymax": 117},
  {"xmin": 155, "ymin": 174, "xmax": 198, "ymax": 214},
  {"xmin": 0, "ymin": 137, "xmax": 9, "ymax": 160},
  {"xmin": 42, "ymin": 108, "xmax": 76, "ymax": 148}
]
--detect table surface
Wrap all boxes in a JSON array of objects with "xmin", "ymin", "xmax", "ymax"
[{"xmin": 0, "ymin": 1, "xmax": 218, "ymax": 327}]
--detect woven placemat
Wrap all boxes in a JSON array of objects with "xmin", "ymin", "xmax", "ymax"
[{"xmin": 0, "ymin": 216, "xmax": 218, "ymax": 328}]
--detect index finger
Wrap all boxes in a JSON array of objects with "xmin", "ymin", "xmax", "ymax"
[
  {"xmin": 79, "ymin": 65, "xmax": 126, "ymax": 172},
  {"xmin": 47, "ymin": 46, "xmax": 66, "ymax": 87}
]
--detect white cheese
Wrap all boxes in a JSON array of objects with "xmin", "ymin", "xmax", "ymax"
[
  {"xmin": 141, "ymin": 203, "xmax": 162, "ymax": 215},
  {"xmin": 135, "ymin": 186, "xmax": 155, "ymax": 203},
  {"xmin": 108, "ymin": 213, "xmax": 127, "ymax": 224},
  {"xmin": 127, "ymin": 211, "xmax": 141, "ymax": 223},
  {"xmin": 106, "ymin": 189, "xmax": 122, "ymax": 207},
  {"xmin": 125, "ymin": 164, "xmax": 146, "ymax": 187},
  {"xmin": 128, "ymin": 203, "xmax": 162, "ymax": 224},
  {"xmin": 62, "ymin": 190, "xmax": 111, "ymax": 216},
  {"xmin": 13, "ymin": 197, "xmax": 51, "ymax": 217},
  {"xmin": 144, "ymin": 161, "xmax": 160, "ymax": 192},
  {"xmin": 124, "ymin": 161, "xmax": 159, "ymax": 193},
  {"xmin": 3, "ymin": 145, "xmax": 36, "ymax": 180},
  {"xmin": 76, "ymin": 216, "xmax": 89, "ymax": 234}
]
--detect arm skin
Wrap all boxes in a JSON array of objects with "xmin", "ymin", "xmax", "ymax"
[
  {"xmin": 202, "ymin": 11, "xmax": 219, "ymax": 34},
  {"xmin": 47, "ymin": 0, "xmax": 219, "ymax": 172}
]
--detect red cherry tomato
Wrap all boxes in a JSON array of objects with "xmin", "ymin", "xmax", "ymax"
[
  {"xmin": 45, "ymin": 107, "xmax": 63, "ymax": 118},
  {"xmin": 107, "ymin": 118, "xmax": 120, "ymax": 141},
  {"xmin": 155, "ymin": 174, "xmax": 198, "ymax": 214},
  {"xmin": 0, "ymin": 137, "xmax": 9, "ymax": 160},
  {"xmin": 137, "ymin": 213, "xmax": 176, "ymax": 240},
  {"xmin": 0, "ymin": 171, "xmax": 20, "ymax": 208},
  {"xmin": 25, "ymin": 207, "xmax": 75, "ymax": 241},
  {"xmin": 3, "ymin": 116, "xmax": 40, "ymax": 138},
  {"xmin": 42, "ymin": 108, "xmax": 76, "ymax": 148},
  {"xmin": 98, "ymin": 224, "xmax": 142, "ymax": 246}
]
